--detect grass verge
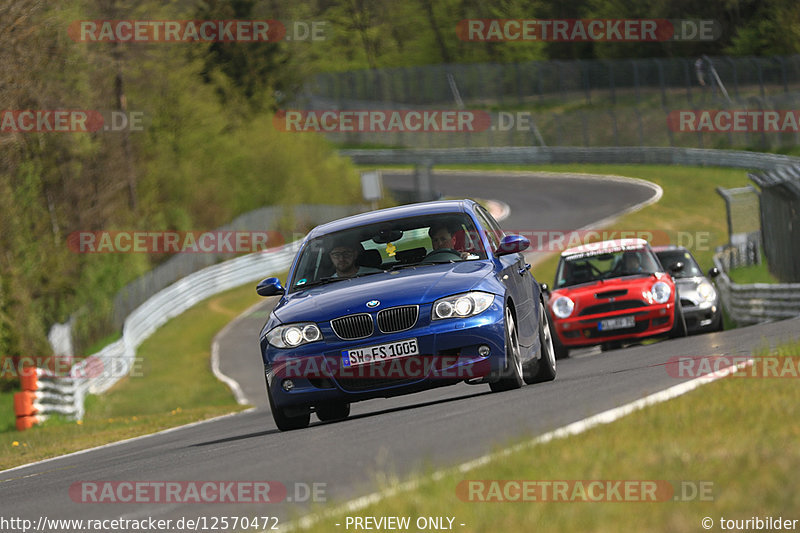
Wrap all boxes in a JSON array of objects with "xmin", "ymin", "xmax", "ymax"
[
  {"xmin": 304, "ymin": 341, "xmax": 800, "ymax": 533},
  {"xmin": 0, "ymin": 280, "xmax": 268, "ymax": 471},
  {"xmin": 728, "ymin": 261, "xmax": 779, "ymax": 285}
]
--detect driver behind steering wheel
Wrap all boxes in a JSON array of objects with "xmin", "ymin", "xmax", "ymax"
[{"xmin": 427, "ymin": 222, "xmax": 469, "ymax": 260}]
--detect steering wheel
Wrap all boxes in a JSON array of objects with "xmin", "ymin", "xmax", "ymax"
[{"xmin": 422, "ymin": 248, "xmax": 463, "ymax": 262}]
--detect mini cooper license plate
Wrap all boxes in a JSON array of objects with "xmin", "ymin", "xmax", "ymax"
[
  {"xmin": 598, "ymin": 316, "xmax": 636, "ymax": 331},
  {"xmin": 342, "ymin": 339, "xmax": 419, "ymax": 367}
]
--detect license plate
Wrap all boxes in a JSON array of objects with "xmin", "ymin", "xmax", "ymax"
[
  {"xmin": 598, "ymin": 316, "xmax": 636, "ymax": 331},
  {"xmin": 342, "ymin": 339, "xmax": 419, "ymax": 367}
]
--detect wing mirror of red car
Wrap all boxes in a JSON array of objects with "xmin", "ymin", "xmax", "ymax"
[{"xmin": 257, "ymin": 277, "xmax": 285, "ymax": 297}]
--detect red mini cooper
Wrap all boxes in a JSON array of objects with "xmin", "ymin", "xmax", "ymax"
[{"xmin": 546, "ymin": 238, "xmax": 687, "ymax": 358}]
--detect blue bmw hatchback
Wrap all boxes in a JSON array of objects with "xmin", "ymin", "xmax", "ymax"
[{"xmin": 257, "ymin": 199, "xmax": 556, "ymax": 430}]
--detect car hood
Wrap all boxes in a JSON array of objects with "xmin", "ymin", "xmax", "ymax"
[
  {"xmin": 551, "ymin": 273, "xmax": 671, "ymax": 304},
  {"xmin": 273, "ymin": 261, "xmax": 497, "ymax": 323}
]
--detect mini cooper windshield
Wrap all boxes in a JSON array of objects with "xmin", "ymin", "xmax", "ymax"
[
  {"xmin": 556, "ymin": 245, "xmax": 662, "ymax": 288},
  {"xmin": 289, "ymin": 213, "xmax": 489, "ymax": 293}
]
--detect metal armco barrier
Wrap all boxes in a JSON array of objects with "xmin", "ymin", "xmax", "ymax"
[
  {"xmin": 16, "ymin": 241, "xmax": 301, "ymax": 429},
  {"xmin": 340, "ymin": 146, "xmax": 800, "ymax": 170},
  {"xmin": 713, "ymin": 254, "xmax": 800, "ymax": 326}
]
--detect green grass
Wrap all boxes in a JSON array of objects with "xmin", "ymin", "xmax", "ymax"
[
  {"xmin": 728, "ymin": 261, "xmax": 779, "ymax": 285},
  {"xmin": 0, "ymin": 391, "xmax": 14, "ymax": 433},
  {"xmin": 303, "ymin": 341, "xmax": 800, "ymax": 533},
  {"xmin": 0, "ymin": 280, "xmax": 270, "ymax": 471}
]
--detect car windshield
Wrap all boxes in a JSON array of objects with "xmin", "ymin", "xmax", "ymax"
[
  {"xmin": 655, "ymin": 250, "xmax": 703, "ymax": 278},
  {"xmin": 288, "ymin": 213, "xmax": 487, "ymax": 292},
  {"xmin": 555, "ymin": 246, "xmax": 662, "ymax": 288}
]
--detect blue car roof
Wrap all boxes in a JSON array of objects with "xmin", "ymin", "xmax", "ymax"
[{"xmin": 307, "ymin": 199, "xmax": 476, "ymax": 238}]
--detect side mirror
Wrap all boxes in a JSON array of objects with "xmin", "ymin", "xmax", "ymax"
[
  {"xmin": 540, "ymin": 282, "xmax": 550, "ymax": 295},
  {"xmin": 708, "ymin": 266, "xmax": 720, "ymax": 278},
  {"xmin": 496, "ymin": 234, "xmax": 530, "ymax": 256},
  {"xmin": 257, "ymin": 277, "xmax": 285, "ymax": 297}
]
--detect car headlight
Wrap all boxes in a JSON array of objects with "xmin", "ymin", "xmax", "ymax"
[
  {"xmin": 697, "ymin": 281, "xmax": 716, "ymax": 302},
  {"xmin": 266, "ymin": 323, "xmax": 322, "ymax": 348},
  {"xmin": 551, "ymin": 296, "xmax": 575, "ymax": 319},
  {"xmin": 650, "ymin": 281, "xmax": 671, "ymax": 304},
  {"xmin": 432, "ymin": 291, "xmax": 495, "ymax": 320}
]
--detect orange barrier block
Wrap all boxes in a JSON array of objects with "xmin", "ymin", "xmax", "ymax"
[
  {"xmin": 16, "ymin": 415, "xmax": 42, "ymax": 431},
  {"xmin": 13, "ymin": 391, "xmax": 38, "ymax": 417},
  {"xmin": 20, "ymin": 366, "xmax": 39, "ymax": 391}
]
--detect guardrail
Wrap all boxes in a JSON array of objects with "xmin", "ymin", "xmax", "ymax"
[
  {"xmin": 713, "ymin": 254, "xmax": 800, "ymax": 326},
  {"xmin": 341, "ymin": 146, "xmax": 800, "ymax": 170},
  {"xmin": 14, "ymin": 241, "xmax": 301, "ymax": 430}
]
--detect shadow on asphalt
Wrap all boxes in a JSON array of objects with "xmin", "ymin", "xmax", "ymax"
[{"xmin": 188, "ymin": 389, "xmax": 493, "ymax": 447}]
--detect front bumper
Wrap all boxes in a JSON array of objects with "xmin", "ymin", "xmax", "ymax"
[
  {"xmin": 552, "ymin": 301, "xmax": 675, "ymax": 347},
  {"xmin": 263, "ymin": 299, "xmax": 507, "ymax": 410},
  {"xmin": 682, "ymin": 300, "xmax": 721, "ymax": 332}
]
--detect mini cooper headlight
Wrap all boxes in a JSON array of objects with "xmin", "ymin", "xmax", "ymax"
[
  {"xmin": 650, "ymin": 281, "xmax": 671, "ymax": 304},
  {"xmin": 697, "ymin": 281, "xmax": 716, "ymax": 303},
  {"xmin": 267, "ymin": 323, "xmax": 322, "ymax": 348},
  {"xmin": 551, "ymin": 296, "xmax": 575, "ymax": 319},
  {"xmin": 432, "ymin": 291, "xmax": 495, "ymax": 320}
]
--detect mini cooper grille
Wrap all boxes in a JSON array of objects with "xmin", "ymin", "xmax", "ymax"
[
  {"xmin": 377, "ymin": 306, "xmax": 419, "ymax": 333},
  {"xmin": 330, "ymin": 314, "xmax": 373, "ymax": 340},
  {"xmin": 579, "ymin": 300, "xmax": 648, "ymax": 316}
]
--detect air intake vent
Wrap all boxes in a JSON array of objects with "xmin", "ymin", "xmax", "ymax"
[
  {"xmin": 595, "ymin": 289, "xmax": 628, "ymax": 299},
  {"xmin": 377, "ymin": 306, "xmax": 419, "ymax": 333},
  {"xmin": 331, "ymin": 313, "xmax": 373, "ymax": 340}
]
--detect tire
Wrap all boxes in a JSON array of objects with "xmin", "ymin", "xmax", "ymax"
[
  {"xmin": 490, "ymin": 305, "xmax": 525, "ymax": 392},
  {"xmin": 668, "ymin": 298, "xmax": 688, "ymax": 339},
  {"xmin": 266, "ymin": 372, "xmax": 310, "ymax": 431},
  {"xmin": 712, "ymin": 312, "xmax": 724, "ymax": 332},
  {"xmin": 548, "ymin": 309, "xmax": 570, "ymax": 360},
  {"xmin": 524, "ymin": 302, "xmax": 557, "ymax": 384},
  {"xmin": 316, "ymin": 402, "xmax": 350, "ymax": 422}
]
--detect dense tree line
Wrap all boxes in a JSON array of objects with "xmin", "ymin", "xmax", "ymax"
[{"xmin": 0, "ymin": 0, "xmax": 358, "ymax": 390}]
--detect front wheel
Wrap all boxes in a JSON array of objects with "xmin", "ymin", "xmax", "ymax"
[
  {"xmin": 668, "ymin": 299, "xmax": 688, "ymax": 338},
  {"xmin": 524, "ymin": 302, "xmax": 557, "ymax": 384},
  {"xmin": 490, "ymin": 306, "xmax": 525, "ymax": 392},
  {"xmin": 266, "ymin": 372, "xmax": 310, "ymax": 431}
]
